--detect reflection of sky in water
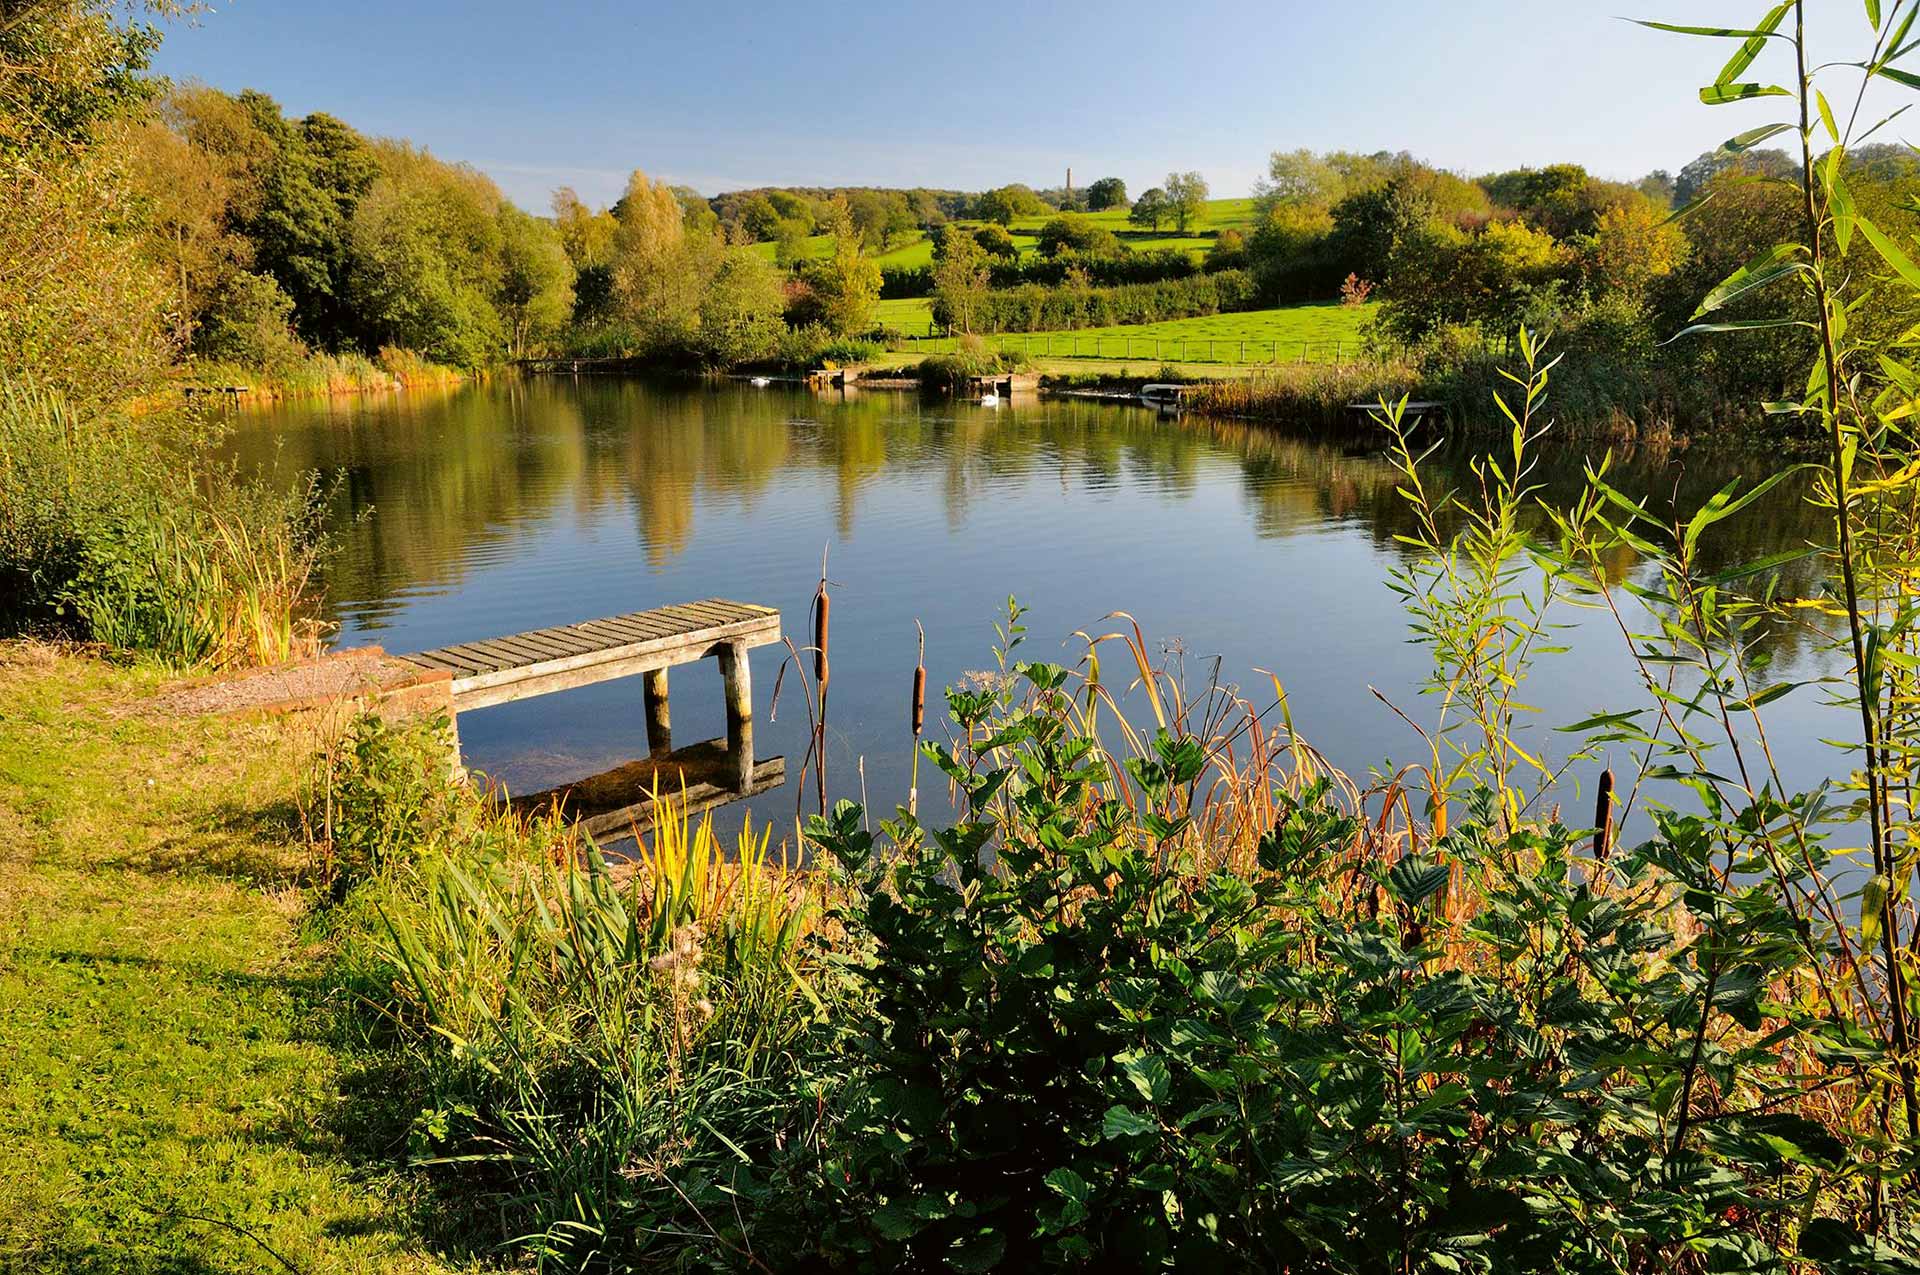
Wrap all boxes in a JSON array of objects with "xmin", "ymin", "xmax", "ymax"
[{"xmin": 224, "ymin": 379, "xmax": 1851, "ymax": 852}]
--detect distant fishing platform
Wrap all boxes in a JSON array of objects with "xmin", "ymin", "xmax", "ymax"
[{"xmin": 399, "ymin": 599, "xmax": 784, "ymax": 835}]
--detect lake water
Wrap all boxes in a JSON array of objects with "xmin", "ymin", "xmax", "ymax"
[{"xmin": 227, "ymin": 377, "xmax": 1844, "ymax": 847}]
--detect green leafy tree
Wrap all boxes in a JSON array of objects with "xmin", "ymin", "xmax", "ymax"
[
  {"xmin": 971, "ymin": 223, "xmax": 1017, "ymax": 259},
  {"xmin": 974, "ymin": 183, "xmax": 1046, "ymax": 226},
  {"xmin": 495, "ymin": 206, "xmax": 573, "ymax": 356},
  {"xmin": 930, "ymin": 228, "xmax": 989, "ymax": 333},
  {"xmin": 1036, "ymin": 213, "xmax": 1124, "ymax": 258},
  {"xmin": 694, "ymin": 249, "xmax": 785, "ymax": 366},
  {"xmin": 1128, "ymin": 187, "xmax": 1168, "ymax": 232},
  {"xmin": 343, "ymin": 144, "xmax": 509, "ymax": 366},
  {"xmin": 1, "ymin": 0, "xmax": 173, "ymax": 401},
  {"xmin": 767, "ymin": 189, "xmax": 816, "ymax": 230},
  {"xmin": 1163, "ymin": 170, "xmax": 1210, "ymax": 234},
  {"xmin": 737, "ymin": 193, "xmax": 782, "ymax": 241},
  {"xmin": 802, "ymin": 199, "xmax": 881, "ymax": 335},
  {"xmin": 1084, "ymin": 176, "xmax": 1127, "ymax": 210}
]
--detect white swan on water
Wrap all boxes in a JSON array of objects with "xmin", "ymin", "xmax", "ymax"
[
  {"xmin": 750, "ymin": 376, "xmax": 771, "ymax": 387},
  {"xmin": 980, "ymin": 392, "xmax": 1000, "ymax": 407}
]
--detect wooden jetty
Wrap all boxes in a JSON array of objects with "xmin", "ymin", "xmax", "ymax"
[{"xmin": 400, "ymin": 599, "xmax": 783, "ymax": 830}]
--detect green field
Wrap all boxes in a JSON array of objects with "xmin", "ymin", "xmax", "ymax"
[
  {"xmin": 744, "ymin": 197, "xmax": 1262, "ymax": 270},
  {"xmin": 877, "ymin": 301, "xmax": 1376, "ymax": 366}
]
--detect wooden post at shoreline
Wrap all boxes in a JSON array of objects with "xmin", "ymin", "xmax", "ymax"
[
  {"xmin": 644, "ymin": 667, "xmax": 671, "ymax": 755},
  {"xmin": 718, "ymin": 640, "xmax": 754, "ymax": 794},
  {"xmin": 399, "ymin": 599, "xmax": 782, "ymax": 820}
]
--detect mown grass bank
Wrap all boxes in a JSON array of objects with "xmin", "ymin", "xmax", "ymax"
[{"xmin": 0, "ymin": 644, "xmax": 476, "ymax": 1275}]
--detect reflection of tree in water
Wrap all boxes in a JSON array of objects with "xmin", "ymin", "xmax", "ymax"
[
  {"xmin": 225, "ymin": 380, "xmax": 590, "ymax": 635},
  {"xmin": 1214, "ymin": 418, "xmax": 1835, "ymax": 667},
  {"xmin": 224, "ymin": 380, "xmax": 1841, "ymax": 669}
]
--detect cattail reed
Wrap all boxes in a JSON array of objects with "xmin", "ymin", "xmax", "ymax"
[
  {"xmin": 1593, "ymin": 767, "xmax": 1614, "ymax": 862},
  {"xmin": 811, "ymin": 553, "xmax": 831, "ymax": 815},
  {"xmin": 910, "ymin": 621, "xmax": 926, "ymax": 816},
  {"xmin": 814, "ymin": 586, "xmax": 831, "ymax": 690}
]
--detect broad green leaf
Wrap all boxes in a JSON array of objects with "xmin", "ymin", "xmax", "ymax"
[
  {"xmin": 1118, "ymin": 1052, "xmax": 1172, "ymax": 1105},
  {"xmin": 1829, "ymin": 148, "xmax": 1858, "ymax": 253},
  {"xmin": 1044, "ymin": 1167, "xmax": 1090, "ymax": 1204},
  {"xmin": 1862, "ymin": 874, "xmax": 1889, "ymax": 946},
  {"xmin": 1817, "ymin": 89, "xmax": 1841, "ymax": 143},
  {"xmin": 1700, "ymin": 82, "xmax": 1791, "ymax": 105},
  {"xmin": 1101, "ymin": 1105, "xmax": 1154, "ymax": 1139},
  {"xmin": 1691, "ymin": 242, "xmax": 1807, "ymax": 318},
  {"xmin": 1715, "ymin": 3, "xmax": 1790, "ymax": 85},
  {"xmin": 1387, "ymin": 855, "xmax": 1450, "ymax": 907},
  {"xmin": 1722, "ymin": 122, "xmax": 1793, "ymax": 152},
  {"xmin": 1683, "ymin": 465, "xmax": 1812, "ymax": 554},
  {"xmin": 1874, "ymin": 62, "xmax": 1920, "ymax": 90},
  {"xmin": 1855, "ymin": 211, "xmax": 1920, "ymax": 291}
]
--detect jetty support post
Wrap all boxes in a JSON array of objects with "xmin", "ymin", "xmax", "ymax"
[
  {"xmin": 717, "ymin": 640, "xmax": 754, "ymax": 793},
  {"xmin": 643, "ymin": 668, "xmax": 671, "ymax": 755}
]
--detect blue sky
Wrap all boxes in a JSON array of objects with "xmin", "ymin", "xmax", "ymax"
[{"xmin": 151, "ymin": 2, "xmax": 1910, "ymax": 211}]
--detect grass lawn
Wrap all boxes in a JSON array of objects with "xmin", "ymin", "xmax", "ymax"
[
  {"xmin": 877, "ymin": 301, "xmax": 1376, "ymax": 365},
  {"xmin": 0, "ymin": 644, "xmax": 471, "ymax": 1274}
]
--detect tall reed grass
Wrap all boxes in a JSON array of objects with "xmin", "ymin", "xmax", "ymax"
[
  {"xmin": 331, "ymin": 710, "xmax": 828, "ymax": 1266},
  {"xmin": 1, "ymin": 372, "xmax": 327, "ymax": 667},
  {"xmin": 183, "ymin": 346, "xmax": 464, "ymax": 400}
]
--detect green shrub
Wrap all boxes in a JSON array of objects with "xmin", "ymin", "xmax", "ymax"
[
  {"xmin": 0, "ymin": 375, "xmax": 326, "ymax": 666},
  {"xmin": 317, "ymin": 710, "xmax": 454, "ymax": 896},
  {"xmin": 805, "ymin": 659, "xmax": 1912, "ymax": 1271},
  {"xmin": 931, "ymin": 271, "xmax": 1254, "ymax": 335}
]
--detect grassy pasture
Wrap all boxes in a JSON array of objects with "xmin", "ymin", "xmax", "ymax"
[
  {"xmin": 873, "ymin": 300, "xmax": 1377, "ymax": 367},
  {"xmin": 743, "ymin": 197, "xmax": 1262, "ymax": 269}
]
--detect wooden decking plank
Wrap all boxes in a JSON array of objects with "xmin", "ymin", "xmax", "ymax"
[
  {"xmin": 510, "ymin": 628, "xmax": 599, "ymax": 658},
  {"xmin": 647, "ymin": 604, "xmax": 715, "ymax": 631},
  {"xmin": 483, "ymin": 635, "xmax": 571, "ymax": 664},
  {"xmin": 435, "ymin": 642, "xmax": 518, "ymax": 672},
  {"xmin": 404, "ymin": 650, "xmax": 474, "ymax": 673},
  {"xmin": 616, "ymin": 610, "xmax": 697, "ymax": 637},
  {"xmin": 587, "ymin": 614, "xmax": 684, "ymax": 642},
  {"xmin": 416, "ymin": 643, "xmax": 504, "ymax": 672},
  {"xmin": 615, "ymin": 607, "xmax": 700, "ymax": 634},
  {"xmin": 678, "ymin": 600, "xmax": 743, "ymax": 625}
]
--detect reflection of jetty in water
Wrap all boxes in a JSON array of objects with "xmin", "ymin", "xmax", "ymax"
[{"xmin": 396, "ymin": 598, "xmax": 785, "ymax": 834}]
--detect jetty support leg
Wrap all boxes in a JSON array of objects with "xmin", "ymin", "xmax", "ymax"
[
  {"xmin": 643, "ymin": 668, "xmax": 671, "ymax": 755},
  {"xmin": 718, "ymin": 641, "xmax": 754, "ymax": 793}
]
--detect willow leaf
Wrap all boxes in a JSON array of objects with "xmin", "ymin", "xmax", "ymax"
[
  {"xmin": 1716, "ymin": 3, "xmax": 1791, "ymax": 85},
  {"xmin": 1722, "ymin": 122, "xmax": 1794, "ymax": 152},
  {"xmin": 1701, "ymin": 82, "xmax": 1791, "ymax": 105},
  {"xmin": 1664, "ymin": 318, "xmax": 1815, "ymax": 343},
  {"xmin": 1632, "ymin": 18, "xmax": 1787, "ymax": 37},
  {"xmin": 1855, "ymin": 213, "xmax": 1920, "ymax": 290},
  {"xmin": 1690, "ymin": 242, "xmax": 1808, "ymax": 318}
]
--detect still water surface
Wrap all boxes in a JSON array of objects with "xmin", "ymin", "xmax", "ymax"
[{"xmin": 228, "ymin": 378, "xmax": 1842, "ymax": 843}]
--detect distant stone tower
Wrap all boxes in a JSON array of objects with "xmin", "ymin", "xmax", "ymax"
[{"xmin": 1066, "ymin": 167, "xmax": 1074, "ymax": 207}]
